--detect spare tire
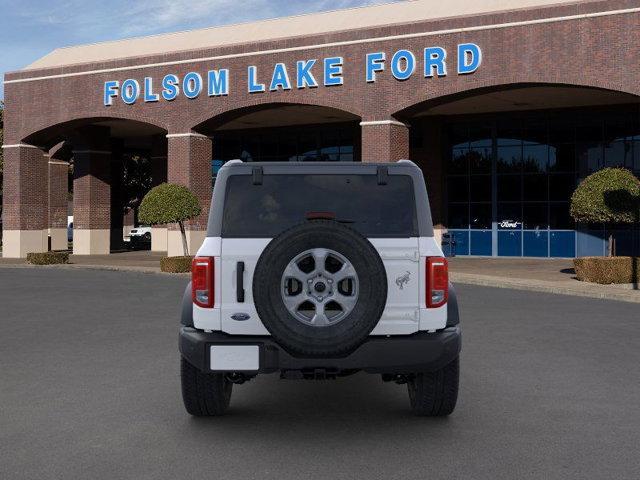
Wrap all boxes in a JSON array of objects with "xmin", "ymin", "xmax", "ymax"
[{"xmin": 253, "ymin": 220, "xmax": 387, "ymax": 357}]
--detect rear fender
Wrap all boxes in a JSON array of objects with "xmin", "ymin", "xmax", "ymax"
[
  {"xmin": 447, "ymin": 283, "xmax": 460, "ymax": 327},
  {"xmin": 181, "ymin": 282, "xmax": 193, "ymax": 327}
]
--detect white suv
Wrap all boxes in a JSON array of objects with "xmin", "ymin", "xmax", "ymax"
[{"xmin": 179, "ymin": 160, "xmax": 461, "ymax": 416}]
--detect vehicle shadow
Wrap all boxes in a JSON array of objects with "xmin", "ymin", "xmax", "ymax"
[{"xmin": 182, "ymin": 373, "xmax": 454, "ymax": 434}]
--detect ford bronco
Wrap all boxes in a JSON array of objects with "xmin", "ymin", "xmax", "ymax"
[{"xmin": 179, "ymin": 160, "xmax": 461, "ymax": 416}]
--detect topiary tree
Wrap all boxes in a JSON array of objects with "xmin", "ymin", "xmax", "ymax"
[
  {"xmin": 138, "ymin": 183, "xmax": 202, "ymax": 256},
  {"xmin": 570, "ymin": 168, "xmax": 640, "ymax": 256}
]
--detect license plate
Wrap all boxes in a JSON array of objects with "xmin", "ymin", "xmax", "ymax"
[{"xmin": 210, "ymin": 345, "xmax": 259, "ymax": 371}]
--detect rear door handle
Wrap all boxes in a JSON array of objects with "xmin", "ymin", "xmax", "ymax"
[{"xmin": 236, "ymin": 262, "xmax": 245, "ymax": 302}]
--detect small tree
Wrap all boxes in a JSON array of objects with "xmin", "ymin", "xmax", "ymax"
[
  {"xmin": 138, "ymin": 183, "xmax": 201, "ymax": 256},
  {"xmin": 570, "ymin": 168, "xmax": 640, "ymax": 256}
]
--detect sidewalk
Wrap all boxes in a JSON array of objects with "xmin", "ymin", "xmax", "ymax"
[
  {"xmin": 1, "ymin": 251, "xmax": 639, "ymax": 303},
  {"xmin": 448, "ymin": 257, "xmax": 640, "ymax": 303},
  {"xmin": 0, "ymin": 251, "xmax": 170, "ymax": 274}
]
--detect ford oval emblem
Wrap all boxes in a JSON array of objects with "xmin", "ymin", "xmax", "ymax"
[{"xmin": 231, "ymin": 313, "xmax": 251, "ymax": 321}]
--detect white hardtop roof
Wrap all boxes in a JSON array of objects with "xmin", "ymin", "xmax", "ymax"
[{"xmin": 26, "ymin": 0, "xmax": 587, "ymax": 70}]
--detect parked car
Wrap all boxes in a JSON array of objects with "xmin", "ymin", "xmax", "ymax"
[
  {"xmin": 67, "ymin": 216, "xmax": 73, "ymax": 242},
  {"xmin": 127, "ymin": 226, "xmax": 152, "ymax": 250},
  {"xmin": 179, "ymin": 160, "xmax": 461, "ymax": 417}
]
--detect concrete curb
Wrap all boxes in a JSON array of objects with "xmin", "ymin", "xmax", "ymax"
[
  {"xmin": 451, "ymin": 272, "xmax": 640, "ymax": 304},
  {"xmin": 0, "ymin": 263, "xmax": 190, "ymax": 276}
]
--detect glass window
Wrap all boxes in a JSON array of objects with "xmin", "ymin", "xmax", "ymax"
[
  {"xmin": 497, "ymin": 121, "xmax": 522, "ymax": 146},
  {"xmin": 634, "ymin": 142, "xmax": 640, "ymax": 172},
  {"xmin": 469, "ymin": 125, "xmax": 492, "ymax": 147},
  {"xmin": 470, "ymin": 203, "xmax": 492, "ymax": 229},
  {"xmin": 447, "ymin": 176, "xmax": 469, "ymax": 202},
  {"xmin": 605, "ymin": 115, "xmax": 635, "ymax": 141},
  {"xmin": 449, "ymin": 124, "xmax": 469, "ymax": 149},
  {"xmin": 549, "ymin": 144, "xmax": 575, "ymax": 172},
  {"xmin": 498, "ymin": 203, "xmax": 522, "ymax": 230},
  {"xmin": 548, "ymin": 118, "xmax": 574, "ymax": 144},
  {"xmin": 523, "ymin": 204, "xmax": 548, "ymax": 229},
  {"xmin": 279, "ymin": 134, "xmax": 297, "ymax": 161},
  {"xmin": 261, "ymin": 134, "xmax": 279, "ymax": 159},
  {"xmin": 604, "ymin": 140, "xmax": 632, "ymax": 168},
  {"xmin": 223, "ymin": 174, "xmax": 418, "ymax": 237},
  {"xmin": 577, "ymin": 143, "xmax": 603, "ymax": 174},
  {"xmin": 523, "ymin": 175, "xmax": 548, "ymax": 202},
  {"xmin": 448, "ymin": 204, "xmax": 469, "ymax": 229},
  {"xmin": 497, "ymin": 146, "xmax": 522, "ymax": 173},
  {"xmin": 523, "ymin": 122, "xmax": 548, "ymax": 145},
  {"xmin": 523, "ymin": 145, "xmax": 548, "ymax": 173},
  {"xmin": 450, "ymin": 148, "xmax": 469, "ymax": 174},
  {"xmin": 550, "ymin": 202, "xmax": 573, "ymax": 229},
  {"xmin": 549, "ymin": 174, "xmax": 576, "ymax": 201},
  {"xmin": 470, "ymin": 175, "xmax": 492, "ymax": 202},
  {"xmin": 498, "ymin": 175, "xmax": 521, "ymax": 201},
  {"xmin": 575, "ymin": 119, "xmax": 602, "ymax": 143},
  {"xmin": 469, "ymin": 147, "xmax": 492, "ymax": 173},
  {"xmin": 298, "ymin": 133, "xmax": 318, "ymax": 161}
]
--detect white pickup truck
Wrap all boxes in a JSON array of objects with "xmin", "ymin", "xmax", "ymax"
[{"xmin": 179, "ymin": 160, "xmax": 461, "ymax": 416}]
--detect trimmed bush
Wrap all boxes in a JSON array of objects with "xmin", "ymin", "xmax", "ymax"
[
  {"xmin": 139, "ymin": 183, "xmax": 202, "ymax": 256},
  {"xmin": 160, "ymin": 256, "xmax": 193, "ymax": 273},
  {"xmin": 574, "ymin": 256, "xmax": 640, "ymax": 284},
  {"xmin": 570, "ymin": 168, "xmax": 640, "ymax": 224},
  {"xmin": 27, "ymin": 251, "xmax": 70, "ymax": 265}
]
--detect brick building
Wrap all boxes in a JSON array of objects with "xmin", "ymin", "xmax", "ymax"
[{"xmin": 3, "ymin": 0, "xmax": 640, "ymax": 258}]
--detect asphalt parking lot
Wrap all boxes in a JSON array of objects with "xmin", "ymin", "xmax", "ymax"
[{"xmin": 1, "ymin": 268, "xmax": 639, "ymax": 480}]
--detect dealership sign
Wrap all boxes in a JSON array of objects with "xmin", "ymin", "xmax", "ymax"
[{"xmin": 103, "ymin": 43, "xmax": 482, "ymax": 106}]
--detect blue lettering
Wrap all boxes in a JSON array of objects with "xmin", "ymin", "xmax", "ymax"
[
  {"xmin": 104, "ymin": 80, "xmax": 119, "ymax": 106},
  {"xmin": 296, "ymin": 60, "xmax": 318, "ymax": 89},
  {"xmin": 121, "ymin": 79, "xmax": 140, "ymax": 104},
  {"xmin": 144, "ymin": 77, "xmax": 159, "ymax": 102},
  {"xmin": 248, "ymin": 66, "xmax": 265, "ymax": 93},
  {"xmin": 366, "ymin": 52, "xmax": 385, "ymax": 83},
  {"xmin": 458, "ymin": 43, "xmax": 482, "ymax": 74},
  {"xmin": 424, "ymin": 47, "xmax": 447, "ymax": 77},
  {"xmin": 391, "ymin": 50, "xmax": 415, "ymax": 81},
  {"xmin": 270, "ymin": 63, "xmax": 292, "ymax": 91},
  {"xmin": 161, "ymin": 74, "xmax": 179, "ymax": 101},
  {"xmin": 324, "ymin": 57, "xmax": 343, "ymax": 86},
  {"xmin": 208, "ymin": 69, "xmax": 229, "ymax": 96},
  {"xmin": 183, "ymin": 72, "xmax": 203, "ymax": 99}
]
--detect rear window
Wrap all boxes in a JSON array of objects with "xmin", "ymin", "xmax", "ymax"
[{"xmin": 222, "ymin": 174, "xmax": 417, "ymax": 237}]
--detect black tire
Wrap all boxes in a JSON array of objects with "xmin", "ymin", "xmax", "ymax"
[
  {"xmin": 407, "ymin": 357, "xmax": 459, "ymax": 417},
  {"xmin": 143, "ymin": 232, "xmax": 151, "ymax": 241},
  {"xmin": 181, "ymin": 357, "xmax": 232, "ymax": 416},
  {"xmin": 253, "ymin": 220, "xmax": 387, "ymax": 357}
]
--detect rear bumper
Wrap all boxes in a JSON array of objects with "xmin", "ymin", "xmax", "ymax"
[{"xmin": 179, "ymin": 326, "xmax": 461, "ymax": 374}]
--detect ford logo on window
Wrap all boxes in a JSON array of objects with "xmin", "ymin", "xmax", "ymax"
[{"xmin": 499, "ymin": 220, "xmax": 521, "ymax": 229}]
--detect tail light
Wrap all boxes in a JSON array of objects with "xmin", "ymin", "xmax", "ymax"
[
  {"xmin": 192, "ymin": 257, "xmax": 215, "ymax": 308},
  {"xmin": 426, "ymin": 257, "xmax": 448, "ymax": 308}
]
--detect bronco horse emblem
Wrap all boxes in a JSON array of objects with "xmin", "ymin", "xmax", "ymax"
[{"xmin": 395, "ymin": 271, "xmax": 411, "ymax": 290}]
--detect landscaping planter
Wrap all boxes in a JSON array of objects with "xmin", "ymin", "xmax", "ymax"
[
  {"xmin": 160, "ymin": 256, "xmax": 193, "ymax": 273},
  {"xmin": 27, "ymin": 251, "xmax": 70, "ymax": 265},
  {"xmin": 573, "ymin": 256, "xmax": 640, "ymax": 284}
]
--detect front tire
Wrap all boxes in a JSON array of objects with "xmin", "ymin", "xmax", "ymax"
[
  {"xmin": 407, "ymin": 357, "xmax": 459, "ymax": 417},
  {"xmin": 181, "ymin": 357, "xmax": 232, "ymax": 416}
]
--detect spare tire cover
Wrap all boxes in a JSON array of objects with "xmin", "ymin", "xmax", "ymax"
[{"xmin": 253, "ymin": 220, "xmax": 387, "ymax": 357}]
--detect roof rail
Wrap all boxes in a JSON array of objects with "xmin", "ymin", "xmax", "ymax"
[{"xmin": 397, "ymin": 159, "xmax": 418, "ymax": 167}]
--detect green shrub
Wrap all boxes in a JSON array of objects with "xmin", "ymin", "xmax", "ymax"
[
  {"xmin": 139, "ymin": 183, "xmax": 201, "ymax": 255},
  {"xmin": 570, "ymin": 168, "xmax": 640, "ymax": 224},
  {"xmin": 574, "ymin": 256, "xmax": 640, "ymax": 284},
  {"xmin": 27, "ymin": 251, "xmax": 69, "ymax": 265},
  {"xmin": 160, "ymin": 256, "xmax": 193, "ymax": 273}
]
